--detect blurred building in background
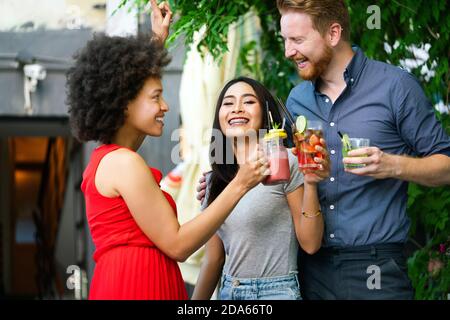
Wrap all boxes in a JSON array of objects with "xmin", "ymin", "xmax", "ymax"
[{"xmin": 0, "ymin": 0, "xmax": 184, "ymax": 299}]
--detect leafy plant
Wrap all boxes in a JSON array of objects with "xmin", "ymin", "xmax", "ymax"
[
  {"xmin": 122, "ymin": 0, "xmax": 450, "ymax": 299},
  {"xmin": 407, "ymin": 113, "xmax": 450, "ymax": 300},
  {"xmin": 407, "ymin": 237, "xmax": 450, "ymax": 300}
]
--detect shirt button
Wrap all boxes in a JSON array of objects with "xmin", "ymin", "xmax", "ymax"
[
  {"xmin": 330, "ymin": 234, "xmax": 335, "ymax": 239},
  {"xmin": 325, "ymin": 98, "xmax": 330, "ymax": 103},
  {"xmin": 330, "ymin": 177, "xmax": 335, "ymax": 182},
  {"xmin": 330, "ymin": 205, "xmax": 335, "ymax": 210},
  {"xmin": 351, "ymin": 78, "xmax": 354, "ymax": 82},
  {"xmin": 330, "ymin": 122, "xmax": 335, "ymax": 127},
  {"xmin": 330, "ymin": 149, "xmax": 336, "ymax": 155}
]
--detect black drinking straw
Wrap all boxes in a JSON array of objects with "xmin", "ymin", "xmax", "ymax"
[
  {"xmin": 265, "ymin": 101, "xmax": 272, "ymax": 129},
  {"xmin": 338, "ymin": 131, "xmax": 344, "ymax": 139},
  {"xmin": 275, "ymin": 97, "xmax": 295, "ymax": 127}
]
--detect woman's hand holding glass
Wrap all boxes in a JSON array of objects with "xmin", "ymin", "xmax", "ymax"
[
  {"xmin": 292, "ymin": 136, "xmax": 330, "ymax": 184},
  {"xmin": 234, "ymin": 148, "xmax": 270, "ymax": 191}
]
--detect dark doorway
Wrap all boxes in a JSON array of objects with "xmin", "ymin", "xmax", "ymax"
[{"xmin": 0, "ymin": 117, "xmax": 87, "ymax": 299}]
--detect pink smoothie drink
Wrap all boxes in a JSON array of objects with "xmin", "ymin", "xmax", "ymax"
[{"xmin": 264, "ymin": 151, "xmax": 290, "ymax": 185}]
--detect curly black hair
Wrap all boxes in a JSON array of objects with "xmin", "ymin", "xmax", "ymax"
[{"xmin": 66, "ymin": 34, "xmax": 171, "ymax": 144}]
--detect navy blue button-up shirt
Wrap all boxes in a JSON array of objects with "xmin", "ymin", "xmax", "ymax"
[{"xmin": 286, "ymin": 47, "xmax": 450, "ymax": 248}]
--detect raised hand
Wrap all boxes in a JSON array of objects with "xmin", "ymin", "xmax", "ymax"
[{"xmin": 150, "ymin": 0, "xmax": 172, "ymax": 43}]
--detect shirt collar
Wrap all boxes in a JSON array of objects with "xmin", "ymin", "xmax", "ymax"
[{"xmin": 343, "ymin": 45, "xmax": 367, "ymax": 86}]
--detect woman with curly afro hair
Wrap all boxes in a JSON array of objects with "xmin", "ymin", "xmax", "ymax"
[{"xmin": 67, "ymin": 0, "xmax": 269, "ymax": 300}]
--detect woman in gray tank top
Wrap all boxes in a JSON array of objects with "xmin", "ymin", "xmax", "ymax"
[{"xmin": 192, "ymin": 77, "xmax": 330, "ymax": 300}]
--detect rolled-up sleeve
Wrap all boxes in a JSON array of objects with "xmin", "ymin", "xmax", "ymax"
[{"xmin": 394, "ymin": 71, "xmax": 450, "ymax": 157}]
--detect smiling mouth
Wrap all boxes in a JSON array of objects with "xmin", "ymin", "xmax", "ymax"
[
  {"xmin": 228, "ymin": 118, "xmax": 250, "ymax": 126},
  {"xmin": 296, "ymin": 58, "xmax": 308, "ymax": 68},
  {"xmin": 156, "ymin": 117, "xmax": 164, "ymax": 125}
]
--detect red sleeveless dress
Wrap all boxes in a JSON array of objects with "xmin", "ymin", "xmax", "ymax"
[{"xmin": 81, "ymin": 144, "xmax": 188, "ymax": 300}]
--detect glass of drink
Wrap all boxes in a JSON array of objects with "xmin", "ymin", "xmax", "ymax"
[
  {"xmin": 342, "ymin": 138, "xmax": 370, "ymax": 169},
  {"xmin": 261, "ymin": 129, "xmax": 290, "ymax": 185},
  {"xmin": 295, "ymin": 120, "xmax": 324, "ymax": 171}
]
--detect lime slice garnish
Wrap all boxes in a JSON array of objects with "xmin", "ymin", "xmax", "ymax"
[{"xmin": 295, "ymin": 115, "xmax": 307, "ymax": 134}]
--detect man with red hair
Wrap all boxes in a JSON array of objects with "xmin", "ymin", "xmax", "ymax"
[{"xmin": 277, "ymin": 0, "xmax": 450, "ymax": 299}]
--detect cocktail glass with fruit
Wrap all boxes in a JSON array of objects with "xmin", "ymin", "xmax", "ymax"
[
  {"xmin": 341, "ymin": 134, "xmax": 370, "ymax": 169},
  {"xmin": 294, "ymin": 116, "xmax": 324, "ymax": 170}
]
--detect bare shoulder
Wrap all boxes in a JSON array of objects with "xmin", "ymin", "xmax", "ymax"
[
  {"xmin": 105, "ymin": 147, "xmax": 146, "ymax": 167},
  {"xmin": 96, "ymin": 147, "xmax": 150, "ymax": 197},
  {"xmin": 98, "ymin": 147, "xmax": 149, "ymax": 176}
]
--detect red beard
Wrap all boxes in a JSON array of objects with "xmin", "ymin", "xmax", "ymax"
[{"xmin": 296, "ymin": 44, "xmax": 333, "ymax": 81}]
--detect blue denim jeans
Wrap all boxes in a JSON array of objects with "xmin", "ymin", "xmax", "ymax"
[{"xmin": 219, "ymin": 272, "xmax": 301, "ymax": 300}]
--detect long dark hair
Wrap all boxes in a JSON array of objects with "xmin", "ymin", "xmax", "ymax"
[{"xmin": 207, "ymin": 77, "xmax": 291, "ymax": 206}]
